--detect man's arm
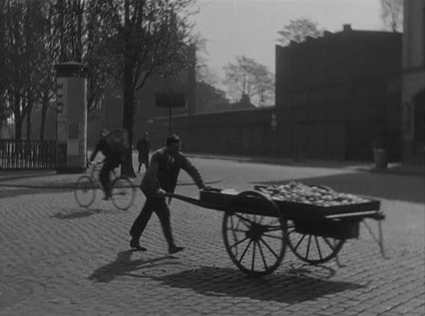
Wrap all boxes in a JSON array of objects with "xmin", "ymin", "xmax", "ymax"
[
  {"xmin": 89, "ymin": 142, "xmax": 101, "ymax": 162},
  {"xmin": 140, "ymin": 154, "xmax": 162, "ymax": 196},
  {"xmin": 180, "ymin": 155, "xmax": 205, "ymax": 189}
]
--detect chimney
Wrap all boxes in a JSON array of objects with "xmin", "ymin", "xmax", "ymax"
[{"xmin": 343, "ymin": 24, "xmax": 352, "ymax": 32}]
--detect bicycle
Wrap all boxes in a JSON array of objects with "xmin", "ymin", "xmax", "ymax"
[{"xmin": 74, "ymin": 161, "xmax": 136, "ymax": 210}]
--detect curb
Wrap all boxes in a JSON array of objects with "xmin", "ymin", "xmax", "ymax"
[{"xmin": 188, "ymin": 154, "xmax": 425, "ymax": 177}]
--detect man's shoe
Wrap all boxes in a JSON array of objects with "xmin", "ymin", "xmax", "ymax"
[
  {"xmin": 169, "ymin": 245, "xmax": 184, "ymax": 254},
  {"xmin": 130, "ymin": 239, "xmax": 147, "ymax": 251}
]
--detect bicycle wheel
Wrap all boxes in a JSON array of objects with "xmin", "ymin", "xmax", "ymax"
[
  {"xmin": 111, "ymin": 176, "xmax": 135, "ymax": 210},
  {"xmin": 74, "ymin": 176, "xmax": 96, "ymax": 208}
]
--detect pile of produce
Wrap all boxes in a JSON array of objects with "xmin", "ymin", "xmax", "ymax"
[{"xmin": 257, "ymin": 182, "xmax": 370, "ymax": 206}]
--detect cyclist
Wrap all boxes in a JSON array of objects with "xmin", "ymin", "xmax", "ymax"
[{"xmin": 89, "ymin": 129, "xmax": 125, "ymax": 200}]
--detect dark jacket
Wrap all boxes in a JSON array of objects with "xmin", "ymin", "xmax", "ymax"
[
  {"xmin": 140, "ymin": 147, "xmax": 204, "ymax": 198},
  {"xmin": 90, "ymin": 139, "xmax": 122, "ymax": 167},
  {"xmin": 137, "ymin": 138, "xmax": 150, "ymax": 157}
]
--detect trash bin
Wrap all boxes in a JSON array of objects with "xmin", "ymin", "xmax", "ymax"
[{"xmin": 373, "ymin": 148, "xmax": 387, "ymax": 169}]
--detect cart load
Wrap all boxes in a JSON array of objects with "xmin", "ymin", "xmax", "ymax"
[{"xmin": 256, "ymin": 182, "xmax": 371, "ymax": 206}]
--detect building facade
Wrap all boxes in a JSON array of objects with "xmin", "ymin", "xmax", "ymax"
[
  {"xmin": 276, "ymin": 25, "xmax": 402, "ymax": 161},
  {"xmin": 402, "ymin": 0, "xmax": 425, "ymax": 164},
  {"xmin": 146, "ymin": 25, "xmax": 405, "ymax": 162}
]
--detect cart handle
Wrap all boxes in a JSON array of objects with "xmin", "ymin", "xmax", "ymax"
[{"xmin": 165, "ymin": 190, "xmax": 226, "ymax": 211}]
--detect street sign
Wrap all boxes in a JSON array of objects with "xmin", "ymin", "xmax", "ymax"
[{"xmin": 155, "ymin": 92, "xmax": 186, "ymax": 108}]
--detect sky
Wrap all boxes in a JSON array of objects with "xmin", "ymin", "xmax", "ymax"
[{"xmin": 191, "ymin": 0, "xmax": 384, "ymax": 76}]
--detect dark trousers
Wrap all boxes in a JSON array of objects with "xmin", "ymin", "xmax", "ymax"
[
  {"xmin": 130, "ymin": 197, "xmax": 175, "ymax": 247},
  {"xmin": 99, "ymin": 160, "xmax": 117, "ymax": 196},
  {"xmin": 138, "ymin": 155, "xmax": 149, "ymax": 172}
]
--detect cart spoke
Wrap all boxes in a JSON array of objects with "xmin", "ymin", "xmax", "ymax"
[
  {"xmin": 231, "ymin": 227, "xmax": 249, "ymax": 233},
  {"xmin": 257, "ymin": 241, "xmax": 269, "ymax": 271},
  {"xmin": 229, "ymin": 235, "xmax": 250, "ymax": 250},
  {"xmin": 234, "ymin": 213, "xmax": 254, "ymax": 227},
  {"xmin": 252, "ymin": 214, "xmax": 262, "ymax": 225},
  {"xmin": 262, "ymin": 233, "xmax": 284, "ymax": 240},
  {"xmin": 229, "ymin": 216, "xmax": 248, "ymax": 235},
  {"xmin": 264, "ymin": 225, "xmax": 283, "ymax": 232},
  {"xmin": 294, "ymin": 234, "xmax": 306, "ymax": 252},
  {"xmin": 314, "ymin": 236, "xmax": 323, "ymax": 261},
  {"xmin": 306, "ymin": 235, "xmax": 312, "ymax": 259},
  {"xmin": 322, "ymin": 237, "xmax": 337, "ymax": 251},
  {"xmin": 238, "ymin": 239, "xmax": 253, "ymax": 265},
  {"xmin": 259, "ymin": 237, "xmax": 279, "ymax": 259}
]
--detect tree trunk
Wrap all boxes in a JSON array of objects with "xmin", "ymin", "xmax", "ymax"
[
  {"xmin": 13, "ymin": 93, "xmax": 22, "ymax": 140},
  {"xmin": 121, "ymin": 61, "xmax": 136, "ymax": 178},
  {"xmin": 26, "ymin": 100, "xmax": 32, "ymax": 141},
  {"xmin": 40, "ymin": 93, "xmax": 49, "ymax": 142}
]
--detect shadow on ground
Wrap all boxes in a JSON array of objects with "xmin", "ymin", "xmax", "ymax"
[
  {"xmin": 0, "ymin": 171, "xmax": 58, "ymax": 183},
  {"xmin": 0, "ymin": 185, "xmax": 76, "ymax": 199},
  {"xmin": 88, "ymin": 250, "xmax": 173, "ymax": 283},
  {"xmin": 253, "ymin": 172, "xmax": 425, "ymax": 204},
  {"xmin": 51, "ymin": 208, "xmax": 111, "ymax": 220},
  {"xmin": 89, "ymin": 250, "xmax": 362, "ymax": 304},
  {"xmin": 160, "ymin": 265, "xmax": 361, "ymax": 304}
]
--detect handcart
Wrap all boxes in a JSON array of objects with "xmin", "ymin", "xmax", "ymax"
[{"xmin": 168, "ymin": 183, "xmax": 385, "ymax": 277}]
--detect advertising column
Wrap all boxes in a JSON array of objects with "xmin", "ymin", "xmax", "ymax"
[{"xmin": 55, "ymin": 62, "xmax": 87, "ymax": 173}]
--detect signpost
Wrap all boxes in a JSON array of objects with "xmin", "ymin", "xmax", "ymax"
[{"xmin": 155, "ymin": 92, "xmax": 186, "ymax": 135}]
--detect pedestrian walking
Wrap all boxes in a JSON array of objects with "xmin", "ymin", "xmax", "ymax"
[
  {"xmin": 129, "ymin": 134, "xmax": 210, "ymax": 254},
  {"xmin": 137, "ymin": 132, "xmax": 150, "ymax": 173}
]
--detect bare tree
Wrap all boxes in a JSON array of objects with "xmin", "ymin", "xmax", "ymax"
[
  {"xmin": 0, "ymin": 0, "xmax": 6, "ymax": 102},
  {"xmin": 223, "ymin": 55, "xmax": 274, "ymax": 106},
  {"xmin": 3, "ymin": 0, "xmax": 46, "ymax": 140},
  {"xmin": 90, "ymin": 0, "xmax": 197, "ymax": 176},
  {"xmin": 50, "ymin": 0, "xmax": 115, "ymax": 113},
  {"xmin": 32, "ymin": 1, "xmax": 60, "ymax": 141},
  {"xmin": 0, "ymin": 0, "xmax": 9, "ymax": 129},
  {"xmin": 381, "ymin": 0, "xmax": 403, "ymax": 32},
  {"xmin": 277, "ymin": 17, "xmax": 324, "ymax": 46}
]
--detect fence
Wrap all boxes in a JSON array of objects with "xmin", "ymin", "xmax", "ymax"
[{"xmin": 0, "ymin": 140, "xmax": 57, "ymax": 170}]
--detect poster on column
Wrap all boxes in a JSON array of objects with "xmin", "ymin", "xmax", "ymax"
[
  {"xmin": 57, "ymin": 78, "xmax": 68, "ymax": 143},
  {"xmin": 57, "ymin": 78, "xmax": 68, "ymax": 166}
]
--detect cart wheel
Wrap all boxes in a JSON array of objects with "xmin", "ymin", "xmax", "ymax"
[
  {"xmin": 74, "ymin": 176, "xmax": 96, "ymax": 208},
  {"xmin": 111, "ymin": 176, "xmax": 135, "ymax": 210},
  {"xmin": 222, "ymin": 191, "xmax": 287, "ymax": 277},
  {"xmin": 287, "ymin": 219, "xmax": 345, "ymax": 265}
]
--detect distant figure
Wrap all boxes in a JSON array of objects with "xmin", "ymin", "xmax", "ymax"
[{"xmin": 136, "ymin": 132, "xmax": 150, "ymax": 173}]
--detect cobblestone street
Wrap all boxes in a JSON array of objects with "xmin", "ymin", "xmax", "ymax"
[{"xmin": 0, "ymin": 157, "xmax": 424, "ymax": 316}]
